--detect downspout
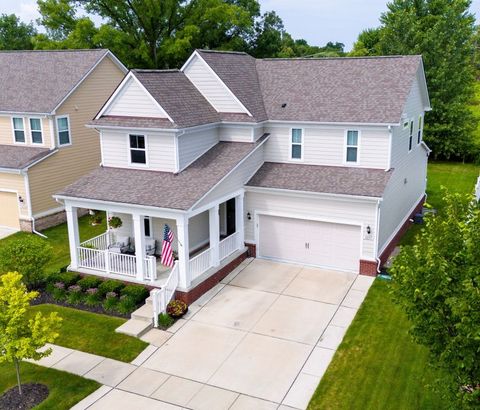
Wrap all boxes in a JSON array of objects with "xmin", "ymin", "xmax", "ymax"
[
  {"xmin": 24, "ymin": 171, "xmax": 48, "ymax": 239},
  {"xmin": 374, "ymin": 199, "xmax": 382, "ymax": 273}
]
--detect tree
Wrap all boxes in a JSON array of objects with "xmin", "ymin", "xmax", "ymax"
[
  {"xmin": 0, "ymin": 272, "xmax": 61, "ymax": 394},
  {"xmin": 250, "ymin": 10, "xmax": 285, "ymax": 58},
  {"xmin": 349, "ymin": 27, "xmax": 383, "ymax": 56},
  {"xmin": 0, "ymin": 14, "xmax": 37, "ymax": 50},
  {"xmin": 0, "ymin": 236, "xmax": 53, "ymax": 289},
  {"xmin": 390, "ymin": 192, "xmax": 480, "ymax": 406}
]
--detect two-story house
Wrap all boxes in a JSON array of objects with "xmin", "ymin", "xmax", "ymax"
[
  {"xmin": 55, "ymin": 50, "xmax": 430, "ymax": 303},
  {"xmin": 0, "ymin": 49, "xmax": 126, "ymax": 236}
]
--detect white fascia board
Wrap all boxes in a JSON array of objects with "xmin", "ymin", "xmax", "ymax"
[
  {"xmin": 420, "ymin": 141, "xmax": 432, "ymax": 154},
  {"xmin": 0, "ymin": 168, "xmax": 22, "ymax": 174},
  {"xmin": 245, "ymin": 185, "xmax": 382, "ymax": 204},
  {"xmin": 54, "ymin": 195, "xmax": 187, "ymax": 219},
  {"xmin": 418, "ymin": 59, "xmax": 431, "ymax": 110},
  {"xmin": 181, "ymin": 50, "xmax": 253, "ymax": 117},
  {"xmin": 0, "ymin": 111, "xmax": 50, "ymax": 116},
  {"xmin": 86, "ymin": 123, "xmax": 178, "ymax": 133}
]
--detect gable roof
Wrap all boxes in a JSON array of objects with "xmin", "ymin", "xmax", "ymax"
[
  {"xmin": 0, "ymin": 144, "xmax": 54, "ymax": 170},
  {"xmin": 57, "ymin": 136, "xmax": 268, "ymax": 210},
  {"xmin": 0, "ymin": 49, "xmax": 125, "ymax": 114}
]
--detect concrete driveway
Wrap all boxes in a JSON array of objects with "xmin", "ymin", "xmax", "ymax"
[
  {"xmin": 82, "ymin": 259, "xmax": 374, "ymax": 410},
  {"xmin": 0, "ymin": 226, "xmax": 17, "ymax": 240}
]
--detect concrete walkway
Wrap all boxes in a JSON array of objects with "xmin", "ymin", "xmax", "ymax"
[{"xmin": 32, "ymin": 259, "xmax": 375, "ymax": 410}]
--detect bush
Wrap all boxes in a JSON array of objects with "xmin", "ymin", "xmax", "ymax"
[
  {"xmin": 77, "ymin": 276, "xmax": 102, "ymax": 291},
  {"xmin": 120, "ymin": 285, "xmax": 149, "ymax": 305},
  {"xmin": 84, "ymin": 288, "xmax": 101, "ymax": 306},
  {"xmin": 166, "ymin": 300, "xmax": 188, "ymax": 318},
  {"xmin": 116, "ymin": 295, "xmax": 136, "ymax": 315},
  {"xmin": 66, "ymin": 285, "xmax": 83, "ymax": 305},
  {"xmin": 157, "ymin": 312, "xmax": 174, "ymax": 329},
  {"xmin": 48, "ymin": 272, "xmax": 80, "ymax": 289},
  {"xmin": 102, "ymin": 291, "xmax": 118, "ymax": 311},
  {"xmin": 98, "ymin": 280, "xmax": 124, "ymax": 297},
  {"xmin": 0, "ymin": 235, "xmax": 53, "ymax": 288},
  {"xmin": 51, "ymin": 282, "xmax": 66, "ymax": 301}
]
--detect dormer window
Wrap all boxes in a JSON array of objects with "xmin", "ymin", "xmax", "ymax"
[
  {"xmin": 129, "ymin": 134, "xmax": 147, "ymax": 165},
  {"xmin": 291, "ymin": 128, "xmax": 303, "ymax": 160}
]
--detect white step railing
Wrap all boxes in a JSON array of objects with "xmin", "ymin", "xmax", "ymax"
[
  {"xmin": 189, "ymin": 247, "xmax": 212, "ymax": 280},
  {"xmin": 219, "ymin": 232, "xmax": 240, "ymax": 261},
  {"xmin": 475, "ymin": 175, "xmax": 480, "ymax": 201},
  {"xmin": 152, "ymin": 262, "xmax": 179, "ymax": 327},
  {"xmin": 80, "ymin": 231, "xmax": 113, "ymax": 250}
]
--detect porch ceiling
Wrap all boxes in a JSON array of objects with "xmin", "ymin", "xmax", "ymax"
[{"xmin": 56, "ymin": 135, "xmax": 268, "ymax": 210}]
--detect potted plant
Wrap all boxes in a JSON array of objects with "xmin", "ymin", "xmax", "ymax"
[
  {"xmin": 89, "ymin": 211, "xmax": 103, "ymax": 226},
  {"xmin": 108, "ymin": 216, "xmax": 123, "ymax": 230},
  {"xmin": 166, "ymin": 300, "xmax": 188, "ymax": 318}
]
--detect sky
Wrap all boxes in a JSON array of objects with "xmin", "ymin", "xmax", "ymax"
[{"xmin": 1, "ymin": 0, "xmax": 480, "ymax": 51}]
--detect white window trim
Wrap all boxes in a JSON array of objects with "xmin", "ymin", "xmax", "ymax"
[
  {"xmin": 56, "ymin": 115, "xmax": 72, "ymax": 147},
  {"xmin": 11, "ymin": 116, "xmax": 26, "ymax": 145},
  {"xmin": 408, "ymin": 119, "xmax": 414, "ymax": 152},
  {"xmin": 417, "ymin": 115, "xmax": 423, "ymax": 145},
  {"xmin": 344, "ymin": 129, "xmax": 361, "ymax": 165},
  {"xmin": 127, "ymin": 133, "xmax": 149, "ymax": 168},
  {"xmin": 289, "ymin": 128, "xmax": 304, "ymax": 161},
  {"xmin": 144, "ymin": 216, "xmax": 153, "ymax": 238},
  {"xmin": 29, "ymin": 117, "xmax": 44, "ymax": 145}
]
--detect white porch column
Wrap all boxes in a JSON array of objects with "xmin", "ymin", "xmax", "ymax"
[
  {"xmin": 132, "ymin": 214, "xmax": 146, "ymax": 280},
  {"xmin": 235, "ymin": 192, "xmax": 245, "ymax": 249},
  {"xmin": 176, "ymin": 216, "xmax": 190, "ymax": 289},
  {"xmin": 209, "ymin": 204, "xmax": 220, "ymax": 267},
  {"xmin": 65, "ymin": 205, "xmax": 80, "ymax": 270}
]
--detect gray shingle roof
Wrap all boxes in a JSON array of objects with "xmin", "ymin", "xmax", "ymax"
[
  {"xmin": 0, "ymin": 144, "xmax": 54, "ymax": 170},
  {"xmin": 0, "ymin": 49, "xmax": 110, "ymax": 114},
  {"xmin": 132, "ymin": 70, "xmax": 220, "ymax": 128},
  {"xmin": 57, "ymin": 136, "xmax": 269, "ymax": 210},
  {"xmin": 247, "ymin": 162, "xmax": 392, "ymax": 198}
]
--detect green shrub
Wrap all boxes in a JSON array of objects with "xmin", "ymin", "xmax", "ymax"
[
  {"xmin": 98, "ymin": 280, "xmax": 124, "ymax": 297},
  {"xmin": 48, "ymin": 272, "xmax": 80, "ymax": 288},
  {"xmin": 66, "ymin": 285, "xmax": 83, "ymax": 305},
  {"xmin": 120, "ymin": 285, "xmax": 149, "ymax": 305},
  {"xmin": 116, "ymin": 295, "xmax": 136, "ymax": 315},
  {"xmin": 51, "ymin": 282, "xmax": 66, "ymax": 301},
  {"xmin": 102, "ymin": 292, "xmax": 118, "ymax": 311},
  {"xmin": 157, "ymin": 312, "xmax": 174, "ymax": 329},
  {"xmin": 77, "ymin": 276, "xmax": 102, "ymax": 291},
  {"xmin": 84, "ymin": 288, "xmax": 101, "ymax": 306},
  {"xmin": 0, "ymin": 235, "xmax": 53, "ymax": 288}
]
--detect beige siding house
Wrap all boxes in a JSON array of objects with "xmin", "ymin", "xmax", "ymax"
[{"xmin": 0, "ymin": 49, "xmax": 126, "ymax": 234}]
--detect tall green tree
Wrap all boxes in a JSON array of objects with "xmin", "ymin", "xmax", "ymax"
[
  {"xmin": 390, "ymin": 192, "xmax": 480, "ymax": 407},
  {"xmin": 0, "ymin": 14, "xmax": 37, "ymax": 50},
  {"xmin": 349, "ymin": 27, "xmax": 383, "ymax": 56}
]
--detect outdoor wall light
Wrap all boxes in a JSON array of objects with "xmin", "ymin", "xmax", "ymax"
[
  {"xmin": 366, "ymin": 225, "xmax": 371, "ymax": 235},
  {"xmin": 18, "ymin": 196, "xmax": 24, "ymax": 204},
  {"xmin": 247, "ymin": 212, "xmax": 252, "ymax": 220}
]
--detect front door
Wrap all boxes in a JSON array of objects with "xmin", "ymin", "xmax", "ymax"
[{"xmin": 226, "ymin": 198, "xmax": 236, "ymax": 236}]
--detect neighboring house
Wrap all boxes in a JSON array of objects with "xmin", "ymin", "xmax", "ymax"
[
  {"xmin": 0, "ymin": 49, "xmax": 127, "ymax": 234},
  {"xmin": 55, "ymin": 50, "xmax": 430, "ymax": 303}
]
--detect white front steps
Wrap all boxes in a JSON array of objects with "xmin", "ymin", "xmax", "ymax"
[{"xmin": 116, "ymin": 303, "xmax": 156, "ymax": 338}]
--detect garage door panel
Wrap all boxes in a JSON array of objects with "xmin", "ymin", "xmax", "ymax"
[
  {"xmin": 259, "ymin": 215, "xmax": 360, "ymax": 272},
  {"xmin": 0, "ymin": 192, "xmax": 20, "ymax": 230}
]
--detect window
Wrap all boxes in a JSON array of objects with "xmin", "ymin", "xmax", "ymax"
[
  {"xmin": 12, "ymin": 117, "xmax": 25, "ymax": 143},
  {"xmin": 129, "ymin": 134, "xmax": 146, "ymax": 164},
  {"xmin": 409, "ymin": 120, "xmax": 414, "ymax": 152},
  {"xmin": 291, "ymin": 128, "xmax": 303, "ymax": 160},
  {"xmin": 346, "ymin": 130, "xmax": 359, "ymax": 163},
  {"xmin": 29, "ymin": 118, "xmax": 43, "ymax": 144},
  {"xmin": 403, "ymin": 121, "xmax": 409, "ymax": 129},
  {"xmin": 56, "ymin": 116, "xmax": 71, "ymax": 145},
  {"xmin": 417, "ymin": 116, "xmax": 423, "ymax": 144},
  {"xmin": 144, "ymin": 217, "xmax": 151, "ymax": 237}
]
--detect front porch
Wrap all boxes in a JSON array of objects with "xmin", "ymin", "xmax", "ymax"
[{"xmin": 65, "ymin": 192, "xmax": 245, "ymax": 290}]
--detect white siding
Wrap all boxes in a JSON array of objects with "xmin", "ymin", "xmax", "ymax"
[
  {"xmin": 245, "ymin": 191, "xmax": 378, "ymax": 260},
  {"xmin": 178, "ymin": 128, "xmax": 219, "ymax": 170},
  {"xmin": 105, "ymin": 77, "xmax": 168, "ymax": 118},
  {"xmin": 263, "ymin": 124, "xmax": 389, "ymax": 169},
  {"xmin": 219, "ymin": 126, "xmax": 252, "ymax": 142},
  {"xmin": 378, "ymin": 74, "xmax": 428, "ymax": 253},
  {"xmin": 100, "ymin": 129, "xmax": 176, "ymax": 172},
  {"xmin": 183, "ymin": 54, "xmax": 247, "ymax": 113},
  {"xmin": 188, "ymin": 211, "xmax": 210, "ymax": 252},
  {"xmin": 193, "ymin": 143, "xmax": 265, "ymax": 210},
  {"xmin": 253, "ymin": 126, "xmax": 265, "ymax": 141}
]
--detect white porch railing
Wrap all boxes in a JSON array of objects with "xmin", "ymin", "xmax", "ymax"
[
  {"xmin": 80, "ymin": 231, "xmax": 113, "ymax": 250},
  {"xmin": 152, "ymin": 262, "xmax": 179, "ymax": 327},
  {"xmin": 475, "ymin": 175, "xmax": 480, "ymax": 201},
  {"xmin": 189, "ymin": 248, "xmax": 212, "ymax": 280},
  {"xmin": 219, "ymin": 232, "xmax": 240, "ymax": 261},
  {"xmin": 77, "ymin": 246, "xmax": 157, "ymax": 281}
]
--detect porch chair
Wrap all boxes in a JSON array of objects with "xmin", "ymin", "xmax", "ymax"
[
  {"xmin": 145, "ymin": 238, "xmax": 156, "ymax": 256},
  {"xmin": 108, "ymin": 236, "xmax": 130, "ymax": 253}
]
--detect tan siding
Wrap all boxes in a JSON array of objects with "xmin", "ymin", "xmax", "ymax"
[
  {"xmin": 0, "ymin": 172, "xmax": 28, "ymax": 219},
  {"xmin": 28, "ymin": 56, "xmax": 125, "ymax": 215},
  {"xmin": 0, "ymin": 116, "xmax": 53, "ymax": 148}
]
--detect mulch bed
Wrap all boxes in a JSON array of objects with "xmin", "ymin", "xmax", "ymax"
[
  {"xmin": 0, "ymin": 383, "xmax": 49, "ymax": 410},
  {"xmin": 31, "ymin": 292, "xmax": 132, "ymax": 319}
]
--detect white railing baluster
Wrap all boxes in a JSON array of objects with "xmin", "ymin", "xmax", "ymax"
[
  {"xmin": 188, "ymin": 248, "xmax": 212, "ymax": 280},
  {"xmin": 219, "ymin": 232, "xmax": 240, "ymax": 261},
  {"xmin": 152, "ymin": 262, "xmax": 179, "ymax": 327}
]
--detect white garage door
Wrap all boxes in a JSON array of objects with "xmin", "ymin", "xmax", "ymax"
[
  {"xmin": 0, "ymin": 192, "xmax": 21, "ymax": 230},
  {"xmin": 258, "ymin": 215, "xmax": 361, "ymax": 272}
]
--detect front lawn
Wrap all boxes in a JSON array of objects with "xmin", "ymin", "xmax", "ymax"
[
  {"xmin": 0, "ymin": 212, "xmax": 106, "ymax": 274},
  {"xmin": 29, "ymin": 304, "xmax": 148, "ymax": 363},
  {"xmin": 0, "ymin": 362, "xmax": 99, "ymax": 410}
]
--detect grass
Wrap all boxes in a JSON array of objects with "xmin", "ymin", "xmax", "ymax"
[
  {"xmin": 29, "ymin": 304, "xmax": 148, "ymax": 363},
  {"xmin": 0, "ymin": 213, "xmax": 106, "ymax": 274},
  {"xmin": 308, "ymin": 281, "xmax": 447, "ymax": 410},
  {"xmin": 310, "ymin": 161, "xmax": 479, "ymax": 409},
  {"xmin": 0, "ymin": 361, "xmax": 99, "ymax": 410}
]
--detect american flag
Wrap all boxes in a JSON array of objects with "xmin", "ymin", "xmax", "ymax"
[{"xmin": 161, "ymin": 224, "xmax": 175, "ymax": 267}]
